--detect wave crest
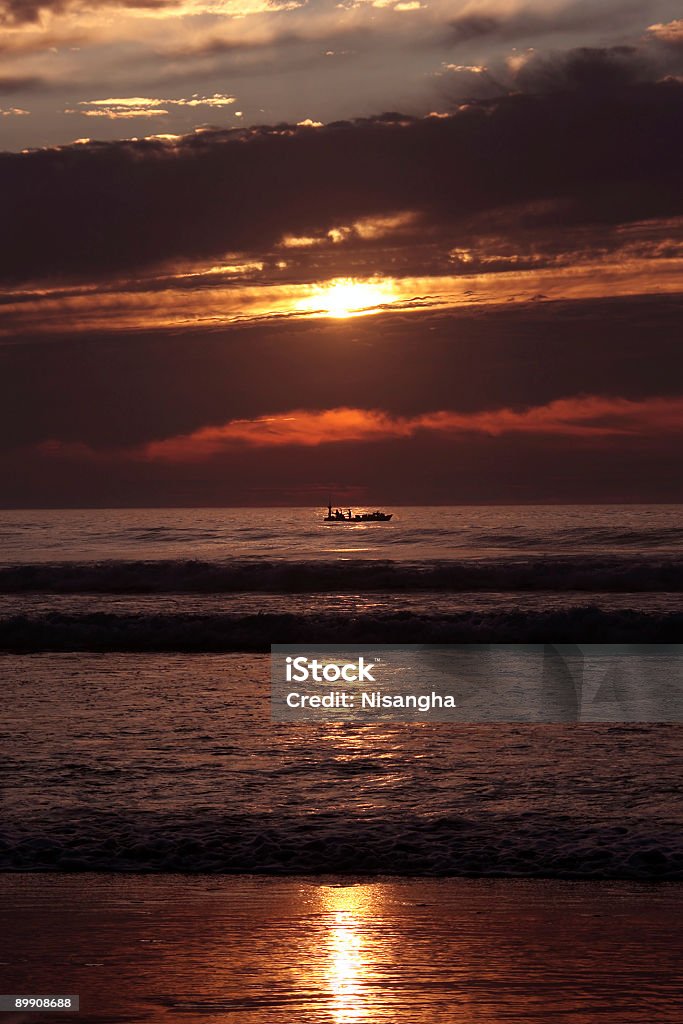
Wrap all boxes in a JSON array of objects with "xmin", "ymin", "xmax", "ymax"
[
  {"xmin": 2, "ymin": 812, "xmax": 680, "ymax": 879},
  {"xmin": 0, "ymin": 557, "xmax": 681, "ymax": 594},
  {"xmin": 0, "ymin": 607, "xmax": 680, "ymax": 650}
]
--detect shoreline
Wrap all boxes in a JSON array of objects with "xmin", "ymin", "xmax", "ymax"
[{"xmin": 2, "ymin": 874, "xmax": 681, "ymax": 1023}]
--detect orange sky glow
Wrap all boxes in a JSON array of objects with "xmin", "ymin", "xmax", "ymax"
[
  {"xmin": 36, "ymin": 395, "xmax": 683, "ymax": 463},
  {"xmin": 3, "ymin": 257, "xmax": 683, "ymax": 337}
]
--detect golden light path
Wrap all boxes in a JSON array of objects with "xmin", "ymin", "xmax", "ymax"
[{"xmin": 320, "ymin": 885, "xmax": 384, "ymax": 1024}]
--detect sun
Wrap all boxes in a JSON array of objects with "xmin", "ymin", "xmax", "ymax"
[{"xmin": 302, "ymin": 277, "xmax": 397, "ymax": 319}]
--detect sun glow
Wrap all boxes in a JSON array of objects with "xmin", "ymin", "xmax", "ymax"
[
  {"xmin": 304, "ymin": 277, "xmax": 398, "ymax": 318},
  {"xmin": 320, "ymin": 885, "xmax": 383, "ymax": 1023}
]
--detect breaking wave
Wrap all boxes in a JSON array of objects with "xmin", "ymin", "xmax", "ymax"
[
  {"xmin": 0, "ymin": 607, "xmax": 681, "ymax": 650},
  {"xmin": 0, "ymin": 556, "xmax": 681, "ymax": 594},
  {"xmin": 2, "ymin": 811, "xmax": 680, "ymax": 880}
]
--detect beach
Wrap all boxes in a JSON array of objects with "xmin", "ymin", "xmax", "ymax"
[{"xmin": 1, "ymin": 874, "xmax": 681, "ymax": 1023}]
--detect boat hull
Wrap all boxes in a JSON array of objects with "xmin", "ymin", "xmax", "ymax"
[{"xmin": 323, "ymin": 515, "xmax": 393, "ymax": 522}]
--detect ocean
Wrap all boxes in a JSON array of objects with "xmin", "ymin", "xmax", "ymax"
[
  {"xmin": 0, "ymin": 504, "xmax": 681, "ymax": 648},
  {"xmin": 0, "ymin": 504, "xmax": 681, "ymax": 877},
  {"xmin": 2, "ymin": 651, "xmax": 681, "ymax": 877}
]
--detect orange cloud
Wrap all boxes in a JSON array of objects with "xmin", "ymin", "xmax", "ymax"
[
  {"xmin": 648, "ymin": 19, "xmax": 683, "ymax": 42},
  {"xmin": 4, "ymin": 253, "xmax": 683, "ymax": 337},
  {"xmin": 37, "ymin": 396, "xmax": 683, "ymax": 463},
  {"xmin": 71, "ymin": 94, "xmax": 237, "ymax": 120}
]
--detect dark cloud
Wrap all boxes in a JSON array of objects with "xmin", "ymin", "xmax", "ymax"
[
  {"xmin": 1, "ymin": 295, "xmax": 681, "ymax": 450},
  {"xmin": 445, "ymin": 15, "xmax": 500, "ymax": 45},
  {"xmin": 514, "ymin": 45, "xmax": 656, "ymax": 93},
  {"xmin": 1, "ymin": 255, "xmax": 681, "ymax": 506},
  {"xmin": 444, "ymin": 0, "xmax": 651, "ymax": 47},
  {"xmin": 0, "ymin": 0, "xmax": 59, "ymax": 23},
  {"xmin": 0, "ymin": 75, "xmax": 46, "ymax": 93},
  {"xmin": 4, "ymin": 423, "xmax": 683, "ymax": 507},
  {"xmin": 171, "ymin": 30, "xmax": 318, "ymax": 60},
  {"xmin": 0, "ymin": 0, "xmax": 168, "ymax": 24},
  {"xmin": 440, "ymin": 38, "xmax": 683, "ymax": 105},
  {"xmin": 2, "ymin": 67, "xmax": 682, "ymax": 286}
]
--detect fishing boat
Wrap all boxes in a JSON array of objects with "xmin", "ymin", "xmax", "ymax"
[{"xmin": 324, "ymin": 503, "xmax": 393, "ymax": 522}]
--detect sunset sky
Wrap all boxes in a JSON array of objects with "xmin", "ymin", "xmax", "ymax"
[{"xmin": 1, "ymin": 1, "xmax": 682, "ymax": 505}]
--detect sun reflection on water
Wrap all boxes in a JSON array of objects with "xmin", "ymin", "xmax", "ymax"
[
  {"xmin": 329, "ymin": 909, "xmax": 364, "ymax": 1021},
  {"xmin": 321, "ymin": 886, "xmax": 382, "ymax": 1023}
]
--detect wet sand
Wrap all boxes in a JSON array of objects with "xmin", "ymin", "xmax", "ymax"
[{"xmin": 1, "ymin": 874, "xmax": 681, "ymax": 1023}]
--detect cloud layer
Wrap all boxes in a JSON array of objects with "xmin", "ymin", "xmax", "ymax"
[
  {"xmin": 1, "ymin": 14, "xmax": 682, "ymax": 505},
  {"xmin": 37, "ymin": 395, "xmax": 683, "ymax": 463},
  {"xmin": 2, "ymin": 66, "xmax": 682, "ymax": 287}
]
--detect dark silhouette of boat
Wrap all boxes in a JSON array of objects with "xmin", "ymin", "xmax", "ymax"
[{"xmin": 324, "ymin": 502, "xmax": 393, "ymax": 522}]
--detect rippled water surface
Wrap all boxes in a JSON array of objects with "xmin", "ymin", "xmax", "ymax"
[
  {"xmin": 0, "ymin": 505, "xmax": 682, "ymax": 564},
  {"xmin": 2, "ymin": 653, "xmax": 681, "ymax": 876},
  {"xmin": 1, "ymin": 875, "xmax": 681, "ymax": 1023},
  {"xmin": 0, "ymin": 506, "xmax": 681, "ymax": 647}
]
